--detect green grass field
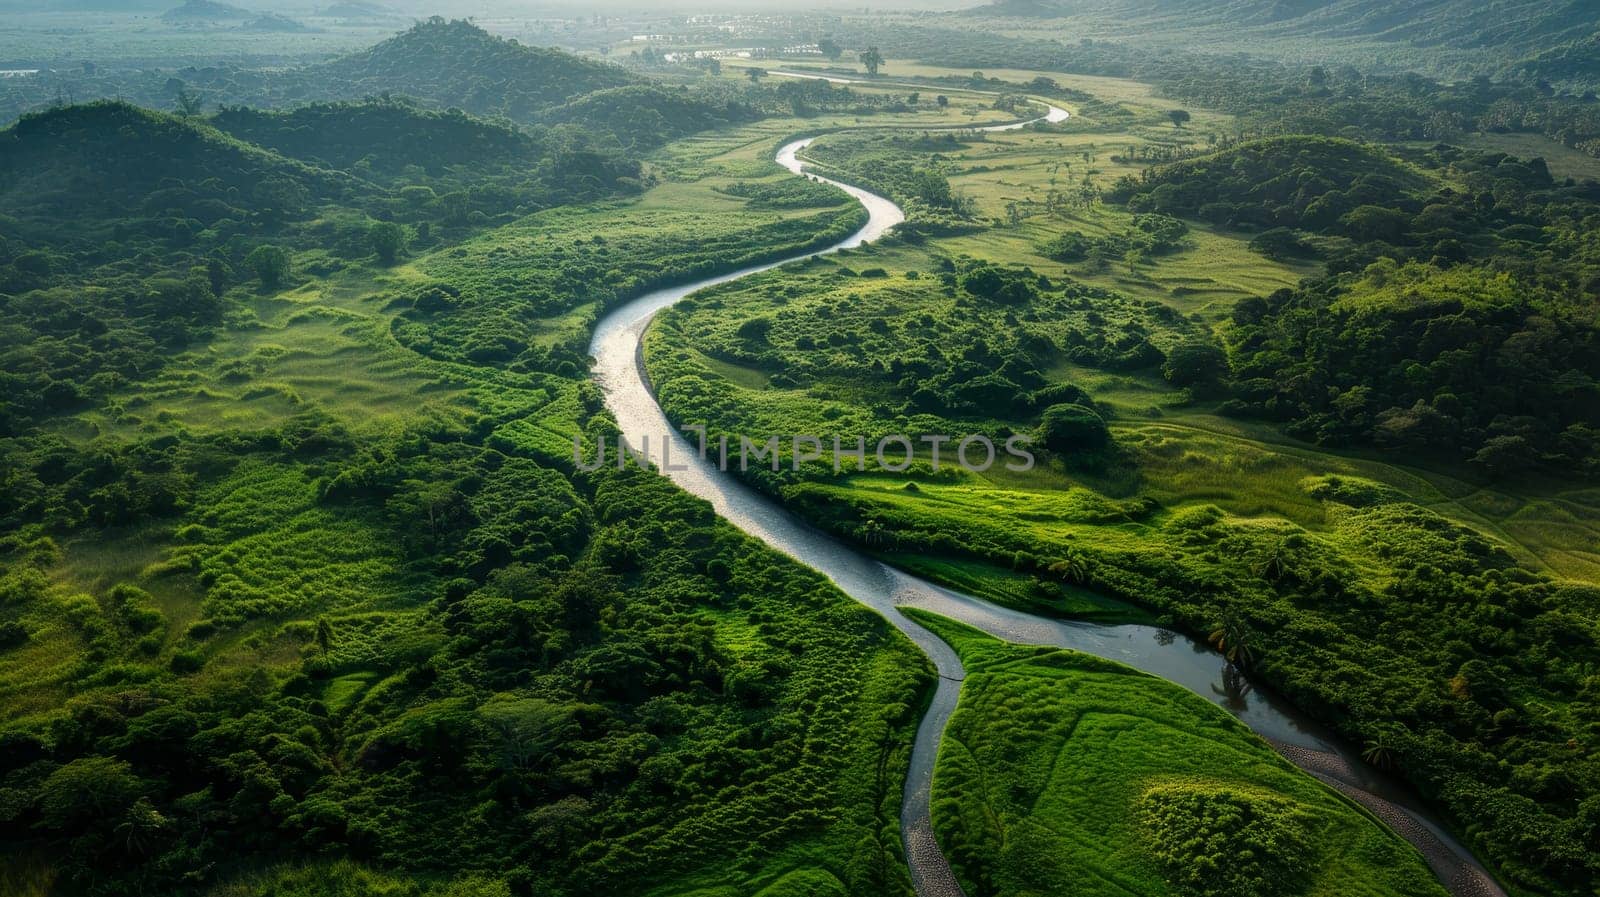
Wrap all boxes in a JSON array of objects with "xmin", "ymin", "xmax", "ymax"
[{"xmin": 912, "ymin": 612, "xmax": 1447, "ymax": 897}]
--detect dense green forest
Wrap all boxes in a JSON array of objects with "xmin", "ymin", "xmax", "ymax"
[
  {"xmin": 1109, "ymin": 136, "xmax": 1600, "ymax": 472},
  {"xmin": 0, "ymin": 41, "xmax": 931, "ymax": 897}
]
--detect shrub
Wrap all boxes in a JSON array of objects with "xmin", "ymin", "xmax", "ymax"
[
  {"xmin": 246, "ymin": 244, "xmax": 291, "ymax": 288},
  {"xmin": 1037, "ymin": 403, "xmax": 1109, "ymax": 452},
  {"xmin": 1137, "ymin": 782, "xmax": 1313, "ymax": 897}
]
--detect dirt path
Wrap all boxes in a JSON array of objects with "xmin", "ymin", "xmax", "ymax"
[{"xmin": 1271, "ymin": 741, "xmax": 1505, "ymax": 897}]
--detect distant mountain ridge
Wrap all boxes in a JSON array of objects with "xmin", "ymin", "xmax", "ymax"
[
  {"xmin": 974, "ymin": 0, "xmax": 1600, "ymax": 80},
  {"xmin": 317, "ymin": 1, "xmax": 398, "ymax": 20},
  {"xmin": 240, "ymin": 13, "xmax": 313, "ymax": 33},
  {"xmin": 160, "ymin": 0, "xmax": 252, "ymax": 22}
]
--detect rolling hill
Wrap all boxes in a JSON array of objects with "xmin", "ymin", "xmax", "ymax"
[
  {"xmin": 209, "ymin": 100, "xmax": 542, "ymax": 173},
  {"xmin": 302, "ymin": 18, "xmax": 639, "ymax": 121},
  {"xmin": 538, "ymin": 84, "xmax": 759, "ymax": 150},
  {"xmin": 0, "ymin": 101, "xmax": 356, "ymax": 223}
]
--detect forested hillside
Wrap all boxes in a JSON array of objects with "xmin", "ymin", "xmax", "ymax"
[
  {"xmin": 210, "ymin": 101, "xmax": 540, "ymax": 173},
  {"xmin": 0, "ymin": 100, "xmax": 640, "ymax": 289},
  {"xmin": 538, "ymin": 85, "xmax": 759, "ymax": 151},
  {"xmin": 0, "ymin": 19, "xmax": 732, "ymax": 147},
  {"xmin": 1111, "ymin": 136, "xmax": 1600, "ymax": 473},
  {"xmin": 302, "ymin": 18, "xmax": 637, "ymax": 121},
  {"xmin": 1517, "ymin": 33, "xmax": 1600, "ymax": 85},
  {"xmin": 0, "ymin": 102, "xmax": 357, "ymax": 225}
]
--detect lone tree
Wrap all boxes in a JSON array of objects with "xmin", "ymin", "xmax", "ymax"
[
  {"xmin": 1209, "ymin": 611, "xmax": 1256, "ymax": 670},
  {"xmin": 1123, "ymin": 247, "xmax": 1145, "ymax": 275},
  {"xmin": 1168, "ymin": 109, "xmax": 1192, "ymax": 128},
  {"xmin": 1037, "ymin": 403, "xmax": 1109, "ymax": 453},
  {"xmin": 245, "ymin": 245, "xmax": 290, "ymax": 289},
  {"xmin": 746, "ymin": 66, "xmax": 765, "ymax": 84},
  {"xmin": 369, "ymin": 221, "xmax": 406, "ymax": 264},
  {"xmin": 1249, "ymin": 227, "xmax": 1309, "ymax": 261},
  {"xmin": 174, "ymin": 88, "xmax": 203, "ymax": 117},
  {"xmin": 205, "ymin": 257, "xmax": 231, "ymax": 297},
  {"xmin": 818, "ymin": 37, "xmax": 843, "ymax": 60},
  {"xmin": 859, "ymin": 46, "xmax": 884, "ymax": 76},
  {"xmin": 936, "ymin": 95, "xmax": 949, "ymax": 108},
  {"xmin": 1161, "ymin": 340, "xmax": 1229, "ymax": 387}
]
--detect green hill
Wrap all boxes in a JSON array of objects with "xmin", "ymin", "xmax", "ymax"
[
  {"xmin": 1514, "ymin": 32, "xmax": 1600, "ymax": 85},
  {"xmin": 0, "ymin": 101, "xmax": 356, "ymax": 224},
  {"xmin": 538, "ymin": 84, "xmax": 758, "ymax": 150},
  {"xmin": 210, "ymin": 100, "xmax": 540, "ymax": 174},
  {"xmin": 1109, "ymin": 135, "xmax": 1428, "ymax": 230},
  {"xmin": 304, "ymin": 18, "xmax": 639, "ymax": 122}
]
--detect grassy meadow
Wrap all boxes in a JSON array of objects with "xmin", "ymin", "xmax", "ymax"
[{"xmin": 912, "ymin": 612, "xmax": 1447, "ymax": 897}]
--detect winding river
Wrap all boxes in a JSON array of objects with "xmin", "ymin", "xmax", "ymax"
[{"xmin": 587, "ymin": 88, "xmax": 1503, "ymax": 897}]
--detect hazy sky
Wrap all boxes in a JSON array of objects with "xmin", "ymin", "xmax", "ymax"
[{"xmin": 14, "ymin": 0, "xmax": 975, "ymax": 11}]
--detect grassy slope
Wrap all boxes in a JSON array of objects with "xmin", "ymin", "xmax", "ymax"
[{"xmin": 910, "ymin": 610, "xmax": 1446, "ymax": 897}]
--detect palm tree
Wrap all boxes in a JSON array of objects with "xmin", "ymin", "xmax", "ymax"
[
  {"xmin": 859, "ymin": 46, "xmax": 884, "ymax": 76},
  {"xmin": 1048, "ymin": 552, "xmax": 1090, "ymax": 586},
  {"xmin": 1208, "ymin": 611, "xmax": 1256, "ymax": 670},
  {"xmin": 174, "ymin": 88, "xmax": 203, "ymax": 117},
  {"xmin": 858, "ymin": 519, "xmax": 887, "ymax": 547},
  {"xmin": 1362, "ymin": 738, "xmax": 1396, "ymax": 770},
  {"xmin": 1259, "ymin": 538, "xmax": 1292, "ymax": 583},
  {"xmin": 115, "ymin": 799, "xmax": 168, "ymax": 856}
]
